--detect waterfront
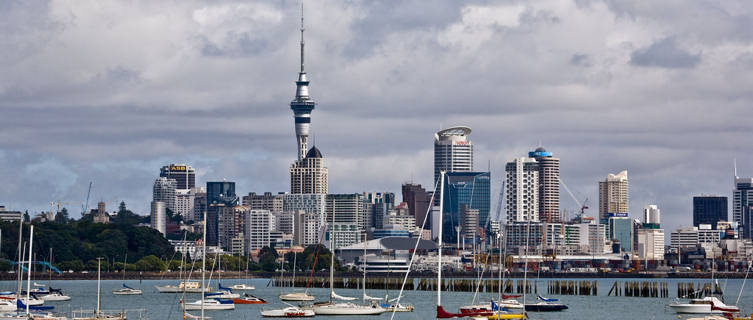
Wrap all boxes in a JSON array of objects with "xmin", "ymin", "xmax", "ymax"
[{"xmin": 6, "ymin": 278, "xmax": 752, "ymax": 319}]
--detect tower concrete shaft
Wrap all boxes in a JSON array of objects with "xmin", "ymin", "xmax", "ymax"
[{"xmin": 290, "ymin": 3, "xmax": 315, "ymax": 161}]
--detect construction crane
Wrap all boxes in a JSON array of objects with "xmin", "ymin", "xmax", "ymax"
[
  {"xmin": 81, "ymin": 181, "xmax": 93, "ymax": 216},
  {"xmin": 558, "ymin": 177, "xmax": 589, "ymax": 222}
]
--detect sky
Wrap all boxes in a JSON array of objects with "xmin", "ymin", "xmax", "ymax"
[{"xmin": 1, "ymin": 0, "xmax": 753, "ymax": 237}]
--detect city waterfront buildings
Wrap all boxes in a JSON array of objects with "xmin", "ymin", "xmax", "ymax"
[
  {"xmin": 245, "ymin": 210, "xmax": 272, "ymax": 252},
  {"xmin": 152, "ymin": 177, "xmax": 176, "ymax": 213},
  {"xmin": 643, "ymin": 204, "xmax": 661, "ymax": 226},
  {"xmin": 402, "ymin": 183, "xmax": 432, "ymax": 228},
  {"xmin": 160, "ymin": 164, "xmax": 195, "ymax": 190},
  {"xmin": 440, "ymin": 171, "xmax": 491, "ymax": 244}
]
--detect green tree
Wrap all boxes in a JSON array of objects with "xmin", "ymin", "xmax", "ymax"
[
  {"xmin": 135, "ymin": 255, "xmax": 167, "ymax": 272},
  {"xmin": 23, "ymin": 211, "xmax": 30, "ymax": 223},
  {"xmin": 258, "ymin": 246, "xmax": 279, "ymax": 272},
  {"xmin": 54, "ymin": 208, "xmax": 69, "ymax": 224}
]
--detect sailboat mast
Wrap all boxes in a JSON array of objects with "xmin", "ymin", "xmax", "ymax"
[
  {"xmin": 25, "ymin": 226, "xmax": 33, "ymax": 316},
  {"xmin": 362, "ymin": 235, "xmax": 366, "ymax": 302},
  {"xmin": 16, "ymin": 221, "xmax": 23, "ymax": 300},
  {"xmin": 201, "ymin": 212, "xmax": 207, "ymax": 320},
  {"xmin": 523, "ymin": 215, "xmax": 531, "ymax": 306},
  {"xmin": 292, "ymin": 251, "xmax": 297, "ymax": 285},
  {"xmin": 96, "ymin": 257, "xmax": 102, "ymax": 315},
  {"xmin": 437, "ymin": 171, "xmax": 445, "ymax": 307},
  {"xmin": 329, "ymin": 202, "xmax": 335, "ymax": 303}
]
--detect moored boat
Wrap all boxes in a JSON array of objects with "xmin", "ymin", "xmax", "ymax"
[
  {"xmin": 156, "ymin": 281, "xmax": 210, "ymax": 293},
  {"xmin": 279, "ymin": 292, "xmax": 315, "ymax": 302},
  {"xmin": 670, "ymin": 296, "xmax": 740, "ymax": 314},
  {"xmin": 181, "ymin": 299, "xmax": 235, "ymax": 311},
  {"xmin": 112, "ymin": 284, "xmax": 141, "ymax": 296},
  {"xmin": 232, "ymin": 294, "xmax": 266, "ymax": 305},
  {"xmin": 260, "ymin": 304, "xmax": 314, "ymax": 318}
]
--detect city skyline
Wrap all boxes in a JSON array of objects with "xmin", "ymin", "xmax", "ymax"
[{"xmin": 1, "ymin": 1, "xmax": 753, "ymax": 240}]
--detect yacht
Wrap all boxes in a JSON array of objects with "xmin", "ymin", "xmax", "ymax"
[
  {"xmin": 181, "ymin": 299, "xmax": 235, "ymax": 311},
  {"xmin": 260, "ymin": 303, "xmax": 314, "ymax": 318},
  {"xmin": 279, "ymin": 292, "xmax": 315, "ymax": 302},
  {"xmin": 112, "ymin": 284, "xmax": 142, "ymax": 296},
  {"xmin": 155, "ymin": 281, "xmax": 209, "ymax": 293},
  {"xmin": 669, "ymin": 296, "xmax": 740, "ymax": 314}
]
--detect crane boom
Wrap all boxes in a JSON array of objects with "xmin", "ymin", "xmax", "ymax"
[{"xmin": 81, "ymin": 181, "xmax": 92, "ymax": 216}]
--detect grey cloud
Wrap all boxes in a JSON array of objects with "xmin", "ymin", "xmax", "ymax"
[
  {"xmin": 630, "ymin": 37, "xmax": 700, "ymax": 69},
  {"xmin": 1, "ymin": 0, "xmax": 753, "ymax": 235}
]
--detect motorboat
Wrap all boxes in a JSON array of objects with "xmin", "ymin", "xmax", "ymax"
[
  {"xmin": 230, "ymin": 284, "xmax": 255, "ymax": 291},
  {"xmin": 0, "ymin": 299, "xmax": 16, "ymax": 312},
  {"xmin": 232, "ymin": 294, "xmax": 266, "ymax": 305},
  {"xmin": 112, "ymin": 284, "xmax": 142, "ymax": 296},
  {"xmin": 669, "ymin": 296, "xmax": 740, "ymax": 314},
  {"xmin": 0, "ymin": 297, "xmax": 45, "ymax": 307},
  {"xmin": 379, "ymin": 302, "xmax": 413, "ymax": 312},
  {"xmin": 181, "ymin": 299, "xmax": 235, "ymax": 311},
  {"xmin": 523, "ymin": 301, "xmax": 568, "ymax": 312},
  {"xmin": 279, "ymin": 292, "xmax": 315, "ymax": 302},
  {"xmin": 38, "ymin": 292, "xmax": 71, "ymax": 302},
  {"xmin": 260, "ymin": 303, "xmax": 315, "ymax": 318},
  {"xmin": 156, "ymin": 281, "xmax": 210, "ymax": 293},
  {"xmin": 312, "ymin": 302, "xmax": 385, "ymax": 315}
]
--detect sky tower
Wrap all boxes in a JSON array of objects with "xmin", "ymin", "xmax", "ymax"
[{"xmin": 290, "ymin": 3, "xmax": 316, "ymax": 161}]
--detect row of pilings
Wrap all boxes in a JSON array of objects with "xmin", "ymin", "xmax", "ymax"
[
  {"xmin": 607, "ymin": 281, "xmax": 669, "ymax": 298},
  {"xmin": 273, "ymin": 277, "xmax": 680, "ymax": 299},
  {"xmin": 677, "ymin": 282, "xmax": 722, "ymax": 299}
]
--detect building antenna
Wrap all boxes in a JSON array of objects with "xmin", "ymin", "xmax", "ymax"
[
  {"xmin": 300, "ymin": 0, "xmax": 305, "ymax": 73},
  {"xmin": 734, "ymin": 158, "xmax": 738, "ymax": 180}
]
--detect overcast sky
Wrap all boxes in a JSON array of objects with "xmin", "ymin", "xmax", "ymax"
[{"xmin": 1, "ymin": 0, "xmax": 752, "ymax": 237}]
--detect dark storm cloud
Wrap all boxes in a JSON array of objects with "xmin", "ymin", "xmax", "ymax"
[
  {"xmin": 630, "ymin": 37, "xmax": 701, "ymax": 69},
  {"xmin": 1, "ymin": 0, "xmax": 752, "ymax": 237}
]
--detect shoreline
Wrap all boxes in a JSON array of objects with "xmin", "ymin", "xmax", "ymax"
[{"xmin": 3, "ymin": 270, "xmax": 750, "ymax": 281}]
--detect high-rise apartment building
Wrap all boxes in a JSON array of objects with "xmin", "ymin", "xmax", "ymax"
[
  {"xmin": 434, "ymin": 126, "xmax": 473, "ymax": 185},
  {"xmin": 364, "ymin": 192, "xmax": 395, "ymax": 230},
  {"xmin": 175, "ymin": 189, "xmax": 194, "ymax": 220},
  {"xmin": 217, "ymin": 205, "xmax": 246, "ymax": 251},
  {"xmin": 529, "ymin": 147, "xmax": 560, "ymax": 223},
  {"xmin": 608, "ymin": 216, "xmax": 633, "ymax": 252},
  {"xmin": 242, "ymin": 192, "xmax": 284, "ymax": 212},
  {"xmin": 150, "ymin": 201, "xmax": 166, "ymax": 235},
  {"xmin": 402, "ymin": 183, "xmax": 432, "ymax": 228},
  {"xmin": 206, "ymin": 181, "xmax": 238, "ymax": 246},
  {"xmin": 245, "ymin": 210, "xmax": 272, "ymax": 252},
  {"xmin": 153, "ymin": 177, "xmax": 176, "ymax": 212},
  {"xmin": 598, "ymin": 170, "xmax": 629, "ymax": 220},
  {"xmin": 326, "ymin": 193, "xmax": 367, "ymax": 248},
  {"xmin": 643, "ymin": 204, "xmax": 661, "ymax": 226},
  {"xmin": 290, "ymin": 147, "xmax": 328, "ymax": 194},
  {"xmin": 636, "ymin": 228, "xmax": 665, "ymax": 260},
  {"xmin": 505, "ymin": 157, "xmax": 539, "ymax": 224},
  {"xmin": 441, "ymin": 172, "xmax": 491, "ymax": 244},
  {"xmin": 160, "ymin": 164, "xmax": 196, "ymax": 190},
  {"xmin": 733, "ymin": 178, "xmax": 753, "ymax": 239},
  {"xmin": 284, "ymin": 194, "xmax": 326, "ymax": 246},
  {"xmin": 693, "ymin": 196, "xmax": 727, "ymax": 230},
  {"xmin": 192, "ymin": 187, "xmax": 206, "ymax": 222}
]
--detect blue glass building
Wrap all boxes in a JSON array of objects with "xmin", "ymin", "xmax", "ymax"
[{"xmin": 441, "ymin": 172, "xmax": 490, "ymax": 244}]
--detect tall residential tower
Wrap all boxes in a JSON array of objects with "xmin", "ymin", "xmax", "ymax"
[
  {"xmin": 434, "ymin": 126, "xmax": 473, "ymax": 186},
  {"xmin": 529, "ymin": 147, "xmax": 560, "ymax": 223},
  {"xmin": 598, "ymin": 170, "xmax": 629, "ymax": 220}
]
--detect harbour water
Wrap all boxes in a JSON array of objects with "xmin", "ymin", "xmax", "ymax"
[{"xmin": 5, "ymin": 278, "xmax": 752, "ymax": 319}]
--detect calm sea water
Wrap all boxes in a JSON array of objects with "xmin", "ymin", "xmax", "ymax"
[{"xmin": 4, "ymin": 278, "xmax": 753, "ymax": 319}]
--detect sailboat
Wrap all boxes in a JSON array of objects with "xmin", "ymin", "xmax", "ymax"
[
  {"xmin": 203, "ymin": 254, "xmax": 239, "ymax": 299},
  {"xmin": 72, "ymin": 258, "xmax": 126, "ymax": 320},
  {"xmin": 279, "ymin": 250, "xmax": 314, "ymax": 302},
  {"xmin": 522, "ymin": 218, "xmax": 566, "ymax": 312},
  {"xmin": 260, "ymin": 301, "xmax": 314, "ymax": 318},
  {"xmin": 435, "ymin": 172, "xmax": 494, "ymax": 319},
  {"xmin": 670, "ymin": 256, "xmax": 739, "ymax": 314},
  {"xmin": 230, "ymin": 253, "xmax": 254, "ymax": 291},
  {"xmin": 181, "ymin": 215, "xmax": 235, "ymax": 312},
  {"xmin": 112, "ymin": 254, "xmax": 142, "ymax": 295},
  {"xmin": 311, "ymin": 201, "xmax": 385, "ymax": 316}
]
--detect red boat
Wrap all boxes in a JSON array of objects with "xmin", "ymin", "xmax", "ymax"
[
  {"xmin": 233, "ymin": 294, "xmax": 267, "ymax": 304},
  {"xmin": 437, "ymin": 306, "xmax": 493, "ymax": 318}
]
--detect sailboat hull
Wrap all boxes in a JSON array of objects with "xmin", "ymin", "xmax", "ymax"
[
  {"xmin": 524, "ymin": 303, "xmax": 568, "ymax": 312},
  {"xmin": 280, "ymin": 293, "xmax": 315, "ymax": 301},
  {"xmin": 313, "ymin": 303, "xmax": 384, "ymax": 315}
]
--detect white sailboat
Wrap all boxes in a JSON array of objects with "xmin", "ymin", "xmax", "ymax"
[
  {"xmin": 112, "ymin": 254, "xmax": 141, "ymax": 295},
  {"xmin": 279, "ymin": 250, "xmax": 314, "ymax": 302},
  {"xmin": 231, "ymin": 252, "xmax": 254, "ymax": 291},
  {"xmin": 311, "ymin": 191, "xmax": 384, "ymax": 316}
]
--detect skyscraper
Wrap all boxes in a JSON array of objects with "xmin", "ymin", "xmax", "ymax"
[
  {"xmin": 529, "ymin": 147, "xmax": 560, "ymax": 223},
  {"xmin": 434, "ymin": 126, "xmax": 473, "ymax": 186},
  {"xmin": 160, "ymin": 164, "xmax": 196, "ymax": 190},
  {"xmin": 598, "ymin": 170, "xmax": 629, "ymax": 220},
  {"xmin": 290, "ymin": 10, "xmax": 316, "ymax": 162},
  {"xmin": 441, "ymin": 171, "xmax": 491, "ymax": 243},
  {"xmin": 693, "ymin": 196, "xmax": 727, "ymax": 230},
  {"xmin": 150, "ymin": 201, "xmax": 166, "ymax": 235},
  {"xmin": 402, "ymin": 183, "xmax": 432, "ymax": 228},
  {"xmin": 505, "ymin": 157, "xmax": 539, "ymax": 224},
  {"xmin": 290, "ymin": 147, "xmax": 328, "ymax": 194},
  {"xmin": 206, "ymin": 181, "xmax": 238, "ymax": 246},
  {"xmin": 734, "ymin": 177, "xmax": 753, "ymax": 239},
  {"xmin": 153, "ymin": 177, "xmax": 176, "ymax": 212},
  {"xmin": 326, "ymin": 193, "xmax": 368, "ymax": 248},
  {"xmin": 644, "ymin": 204, "xmax": 661, "ymax": 226}
]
